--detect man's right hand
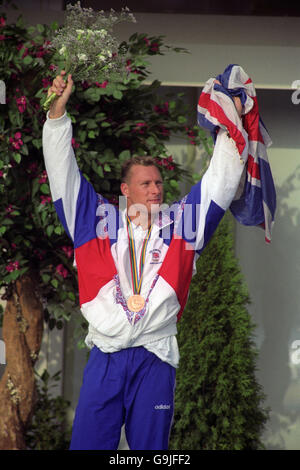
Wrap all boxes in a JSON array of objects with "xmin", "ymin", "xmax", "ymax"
[{"xmin": 48, "ymin": 70, "xmax": 73, "ymax": 119}]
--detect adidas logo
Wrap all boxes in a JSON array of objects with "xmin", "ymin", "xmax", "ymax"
[{"xmin": 154, "ymin": 404, "xmax": 171, "ymax": 410}]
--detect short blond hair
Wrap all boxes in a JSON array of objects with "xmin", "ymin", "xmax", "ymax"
[{"xmin": 121, "ymin": 156, "xmax": 159, "ymax": 183}]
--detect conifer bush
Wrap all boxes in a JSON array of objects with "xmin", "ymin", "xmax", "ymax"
[{"xmin": 169, "ymin": 214, "xmax": 269, "ymax": 450}]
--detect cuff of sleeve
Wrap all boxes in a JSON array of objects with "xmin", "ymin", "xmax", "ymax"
[{"xmin": 46, "ymin": 111, "xmax": 69, "ymax": 128}]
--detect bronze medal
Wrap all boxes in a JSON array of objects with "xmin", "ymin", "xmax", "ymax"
[
  {"xmin": 126, "ymin": 216, "xmax": 153, "ymax": 317},
  {"xmin": 127, "ymin": 294, "xmax": 145, "ymax": 312}
]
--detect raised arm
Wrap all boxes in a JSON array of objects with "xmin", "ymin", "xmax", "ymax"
[
  {"xmin": 193, "ymin": 126, "xmax": 247, "ymax": 253},
  {"xmin": 42, "ymin": 71, "xmax": 98, "ymax": 244},
  {"xmin": 175, "ymin": 96, "xmax": 247, "ymax": 254}
]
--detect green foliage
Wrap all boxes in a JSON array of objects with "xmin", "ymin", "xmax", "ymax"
[
  {"xmin": 25, "ymin": 370, "xmax": 71, "ymax": 450},
  {"xmin": 169, "ymin": 215, "xmax": 269, "ymax": 450},
  {"xmin": 0, "ymin": 12, "xmax": 205, "ymax": 338}
]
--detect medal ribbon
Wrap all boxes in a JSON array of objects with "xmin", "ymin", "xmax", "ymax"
[{"xmin": 126, "ymin": 216, "xmax": 153, "ymax": 295}]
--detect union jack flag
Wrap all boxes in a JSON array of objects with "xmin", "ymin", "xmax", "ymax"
[{"xmin": 197, "ymin": 64, "xmax": 276, "ymax": 243}]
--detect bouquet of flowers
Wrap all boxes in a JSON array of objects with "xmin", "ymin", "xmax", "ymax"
[{"xmin": 42, "ymin": 1, "xmax": 136, "ymax": 110}]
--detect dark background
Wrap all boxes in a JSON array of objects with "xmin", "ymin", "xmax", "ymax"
[{"xmin": 74, "ymin": 0, "xmax": 300, "ymax": 17}]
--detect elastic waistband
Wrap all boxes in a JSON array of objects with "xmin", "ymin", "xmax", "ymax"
[{"xmin": 85, "ymin": 322, "xmax": 178, "ymax": 353}]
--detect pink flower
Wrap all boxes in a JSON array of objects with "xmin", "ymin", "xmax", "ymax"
[
  {"xmin": 159, "ymin": 125, "xmax": 170, "ymax": 137},
  {"xmin": 134, "ymin": 122, "xmax": 147, "ymax": 134},
  {"xmin": 42, "ymin": 77, "xmax": 52, "ymax": 88},
  {"xmin": 62, "ymin": 245, "xmax": 73, "ymax": 258},
  {"xmin": 0, "ymin": 35, "xmax": 5, "ymax": 41},
  {"xmin": 71, "ymin": 138, "xmax": 80, "ymax": 149},
  {"xmin": 0, "ymin": 170, "xmax": 3, "ymax": 178},
  {"xmin": 36, "ymin": 46, "xmax": 47, "ymax": 58},
  {"xmin": 154, "ymin": 102, "xmax": 169, "ymax": 115},
  {"xmin": 81, "ymin": 80, "xmax": 91, "ymax": 90},
  {"xmin": 9, "ymin": 132, "xmax": 23, "ymax": 150},
  {"xmin": 38, "ymin": 170, "xmax": 48, "ymax": 184},
  {"xmin": 155, "ymin": 156, "xmax": 175, "ymax": 171},
  {"xmin": 6, "ymin": 261, "xmax": 20, "ymax": 272},
  {"xmin": 17, "ymin": 44, "xmax": 29, "ymax": 58},
  {"xmin": 126, "ymin": 59, "xmax": 132, "ymax": 72},
  {"xmin": 29, "ymin": 162, "xmax": 37, "ymax": 171},
  {"xmin": 27, "ymin": 162, "xmax": 38, "ymax": 177},
  {"xmin": 11, "ymin": 243, "xmax": 17, "ymax": 249},
  {"xmin": 16, "ymin": 95, "xmax": 27, "ymax": 113},
  {"xmin": 49, "ymin": 64, "xmax": 58, "ymax": 72},
  {"xmin": 150, "ymin": 42, "xmax": 159, "ymax": 52},
  {"xmin": 40, "ymin": 195, "xmax": 51, "ymax": 205},
  {"xmin": 166, "ymin": 156, "xmax": 175, "ymax": 170},
  {"xmin": 108, "ymin": 195, "xmax": 119, "ymax": 206},
  {"xmin": 0, "ymin": 17, "xmax": 5, "ymax": 28},
  {"xmin": 5, "ymin": 204, "xmax": 14, "ymax": 214},
  {"xmin": 143, "ymin": 37, "xmax": 150, "ymax": 46},
  {"xmin": 12, "ymin": 141, "xmax": 20, "ymax": 150},
  {"xmin": 186, "ymin": 127, "xmax": 197, "ymax": 145},
  {"xmin": 55, "ymin": 264, "xmax": 68, "ymax": 279},
  {"xmin": 95, "ymin": 80, "xmax": 108, "ymax": 88},
  {"xmin": 125, "ymin": 59, "xmax": 140, "ymax": 75}
]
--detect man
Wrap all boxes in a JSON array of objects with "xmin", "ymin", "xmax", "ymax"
[{"xmin": 43, "ymin": 71, "xmax": 246, "ymax": 450}]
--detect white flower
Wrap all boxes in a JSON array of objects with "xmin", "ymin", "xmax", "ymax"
[
  {"xmin": 78, "ymin": 53, "xmax": 87, "ymax": 62},
  {"xmin": 46, "ymin": 2, "xmax": 136, "ymax": 87},
  {"xmin": 59, "ymin": 45, "xmax": 66, "ymax": 55},
  {"xmin": 99, "ymin": 29, "xmax": 107, "ymax": 38},
  {"xmin": 129, "ymin": 14, "xmax": 137, "ymax": 23},
  {"xmin": 76, "ymin": 29, "xmax": 85, "ymax": 39}
]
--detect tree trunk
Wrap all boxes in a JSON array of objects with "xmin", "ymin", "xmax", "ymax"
[{"xmin": 0, "ymin": 274, "xmax": 43, "ymax": 450}]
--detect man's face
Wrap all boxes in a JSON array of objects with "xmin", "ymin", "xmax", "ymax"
[{"xmin": 121, "ymin": 165, "xmax": 164, "ymax": 221}]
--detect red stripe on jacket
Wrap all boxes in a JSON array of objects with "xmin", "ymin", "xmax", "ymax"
[
  {"xmin": 75, "ymin": 237, "xmax": 117, "ymax": 306},
  {"xmin": 158, "ymin": 236, "xmax": 195, "ymax": 321}
]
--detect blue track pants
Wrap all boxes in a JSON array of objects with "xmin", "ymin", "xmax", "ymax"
[{"xmin": 70, "ymin": 346, "xmax": 176, "ymax": 450}]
